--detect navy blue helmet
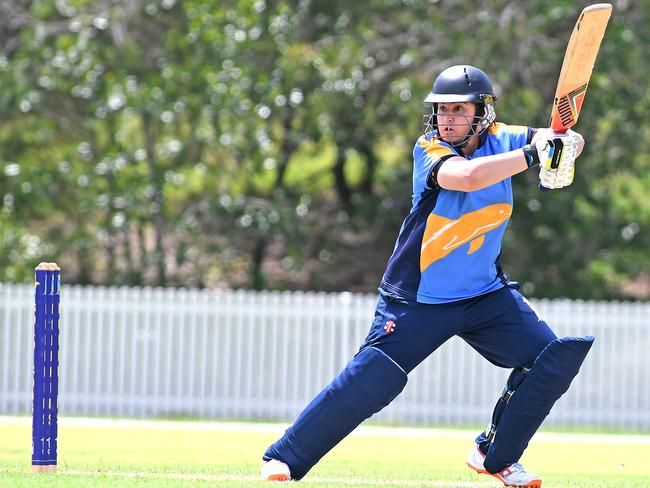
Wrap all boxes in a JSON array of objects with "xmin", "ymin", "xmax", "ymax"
[{"xmin": 424, "ymin": 65, "xmax": 498, "ymax": 147}]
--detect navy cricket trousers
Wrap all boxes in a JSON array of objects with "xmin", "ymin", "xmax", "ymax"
[
  {"xmin": 264, "ymin": 284, "xmax": 559, "ymax": 480},
  {"xmin": 362, "ymin": 285, "xmax": 557, "ymax": 375}
]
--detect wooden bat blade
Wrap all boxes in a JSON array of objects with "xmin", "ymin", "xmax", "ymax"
[{"xmin": 549, "ymin": 3, "xmax": 612, "ymax": 132}]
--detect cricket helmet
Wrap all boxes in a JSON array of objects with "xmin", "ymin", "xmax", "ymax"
[
  {"xmin": 425, "ymin": 65, "xmax": 496, "ymax": 104},
  {"xmin": 424, "ymin": 65, "xmax": 498, "ymax": 147}
]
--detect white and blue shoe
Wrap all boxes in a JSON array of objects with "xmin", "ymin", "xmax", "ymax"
[{"xmin": 466, "ymin": 444, "xmax": 542, "ymax": 488}]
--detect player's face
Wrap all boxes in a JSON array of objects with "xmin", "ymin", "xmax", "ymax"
[{"xmin": 436, "ymin": 102, "xmax": 477, "ymax": 143}]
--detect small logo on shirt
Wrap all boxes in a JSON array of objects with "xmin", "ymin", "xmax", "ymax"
[{"xmin": 384, "ymin": 320, "xmax": 396, "ymax": 334}]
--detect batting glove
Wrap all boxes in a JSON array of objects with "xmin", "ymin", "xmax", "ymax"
[{"xmin": 523, "ymin": 129, "xmax": 580, "ymax": 189}]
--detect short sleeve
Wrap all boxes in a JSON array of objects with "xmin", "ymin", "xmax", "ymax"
[
  {"xmin": 500, "ymin": 124, "xmax": 532, "ymax": 150},
  {"xmin": 413, "ymin": 136, "xmax": 456, "ymax": 194}
]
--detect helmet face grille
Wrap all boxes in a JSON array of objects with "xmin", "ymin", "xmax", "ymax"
[
  {"xmin": 423, "ymin": 65, "xmax": 497, "ymax": 147},
  {"xmin": 423, "ymin": 99, "xmax": 497, "ymax": 148}
]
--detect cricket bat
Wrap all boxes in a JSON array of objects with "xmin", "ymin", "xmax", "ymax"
[{"xmin": 549, "ymin": 3, "xmax": 613, "ymax": 132}]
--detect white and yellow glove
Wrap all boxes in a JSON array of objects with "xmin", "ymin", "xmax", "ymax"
[{"xmin": 522, "ymin": 129, "xmax": 581, "ymax": 189}]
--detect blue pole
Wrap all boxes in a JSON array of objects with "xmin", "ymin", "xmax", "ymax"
[
  {"xmin": 32, "ymin": 263, "xmax": 60, "ymax": 473},
  {"xmin": 32, "ymin": 268, "xmax": 47, "ymax": 469},
  {"xmin": 50, "ymin": 270, "xmax": 60, "ymax": 467}
]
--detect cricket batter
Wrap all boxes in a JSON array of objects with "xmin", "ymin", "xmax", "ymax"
[{"xmin": 261, "ymin": 65, "xmax": 593, "ymax": 488}]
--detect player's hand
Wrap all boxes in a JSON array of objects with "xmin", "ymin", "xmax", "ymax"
[
  {"xmin": 529, "ymin": 129, "xmax": 582, "ymax": 189},
  {"xmin": 531, "ymin": 128, "xmax": 584, "ymax": 157}
]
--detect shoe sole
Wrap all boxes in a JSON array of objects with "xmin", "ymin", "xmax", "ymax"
[
  {"xmin": 466, "ymin": 461, "xmax": 542, "ymax": 488},
  {"xmin": 265, "ymin": 473, "xmax": 291, "ymax": 482}
]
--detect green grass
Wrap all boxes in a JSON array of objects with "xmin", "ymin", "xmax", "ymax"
[{"xmin": 1, "ymin": 417, "xmax": 650, "ymax": 487}]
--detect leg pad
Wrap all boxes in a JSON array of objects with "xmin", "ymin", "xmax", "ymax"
[{"xmin": 483, "ymin": 335, "xmax": 594, "ymax": 473}]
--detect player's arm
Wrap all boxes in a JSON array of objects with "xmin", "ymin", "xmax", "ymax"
[
  {"xmin": 434, "ymin": 130, "xmax": 584, "ymax": 192},
  {"xmin": 436, "ymin": 151, "xmax": 530, "ymax": 192}
]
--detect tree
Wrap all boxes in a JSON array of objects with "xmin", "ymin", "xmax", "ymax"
[{"xmin": 0, "ymin": 0, "xmax": 648, "ymax": 299}]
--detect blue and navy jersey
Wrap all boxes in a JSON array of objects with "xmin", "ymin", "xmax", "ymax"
[{"xmin": 380, "ymin": 122, "xmax": 534, "ymax": 304}]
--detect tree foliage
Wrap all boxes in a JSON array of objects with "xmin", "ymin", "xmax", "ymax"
[{"xmin": 0, "ymin": 0, "xmax": 647, "ymax": 299}]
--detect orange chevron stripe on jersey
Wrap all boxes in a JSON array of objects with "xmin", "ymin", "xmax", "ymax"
[
  {"xmin": 419, "ymin": 137, "xmax": 455, "ymax": 160},
  {"xmin": 420, "ymin": 203, "xmax": 513, "ymax": 271}
]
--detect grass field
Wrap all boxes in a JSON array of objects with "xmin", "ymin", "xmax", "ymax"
[{"xmin": 1, "ymin": 417, "xmax": 650, "ymax": 488}]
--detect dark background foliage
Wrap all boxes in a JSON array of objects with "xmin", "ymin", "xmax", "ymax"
[{"xmin": 1, "ymin": 0, "xmax": 647, "ymax": 299}]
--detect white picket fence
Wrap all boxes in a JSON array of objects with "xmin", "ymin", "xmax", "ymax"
[{"xmin": 1, "ymin": 283, "xmax": 649, "ymax": 430}]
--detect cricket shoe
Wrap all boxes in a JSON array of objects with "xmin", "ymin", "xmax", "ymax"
[
  {"xmin": 466, "ymin": 445, "xmax": 542, "ymax": 488},
  {"xmin": 261, "ymin": 459, "xmax": 291, "ymax": 481}
]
